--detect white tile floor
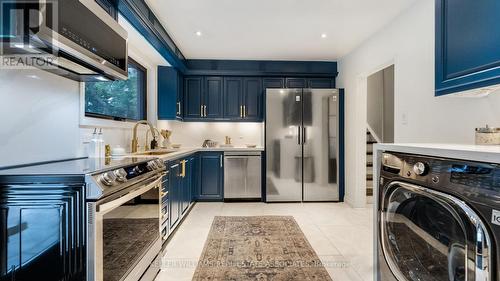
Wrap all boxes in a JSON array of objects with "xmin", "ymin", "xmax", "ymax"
[{"xmin": 156, "ymin": 202, "xmax": 374, "ymax": 281}]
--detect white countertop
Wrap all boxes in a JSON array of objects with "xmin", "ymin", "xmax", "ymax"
[
  {"xmin": 123, "ymin": 146, "xmax": 264, "ymax": 161},
  {"xmin": 375, "ymin": 143, "xmax": 500, "ymax": 164}
]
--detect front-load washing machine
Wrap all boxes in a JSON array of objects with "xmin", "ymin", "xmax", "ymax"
[{"xmin": 377, "ymin": 152, "xmax": 499, "ymax": 281}]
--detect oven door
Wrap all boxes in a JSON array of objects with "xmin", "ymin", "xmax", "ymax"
[
  {"xmin": 380, "ymin": 181, "xmax": 491, "ymax": 281},
  {"xmin": 87, "ymin": 175, "xmax": 162, "ymax": 281}
]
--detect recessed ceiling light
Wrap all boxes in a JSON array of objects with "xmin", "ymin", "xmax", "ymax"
[
  {"xmin": 195, "ymin": 31, "xmax": 202, "ymax": 37},
  {"xmin": 321, "ymin": 33, "xmax": 327, "ymax": 39}
]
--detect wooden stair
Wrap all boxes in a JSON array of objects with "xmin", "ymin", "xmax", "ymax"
[{"xmin": 366, "ymin": 130, "xmax": 377, "ymax": 198}]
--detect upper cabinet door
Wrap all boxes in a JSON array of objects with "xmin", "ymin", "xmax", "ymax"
[
  {"xmin": 184, "ymin": 76, "xmax": 203, "ymax": 119},
  {"xmin": 435, "ymin": 0, "xmax": 500, "ymax": 96},
  {"xmin": 157, "ymin": 66, "xmax": 178, "ymax": 120},
  {"xmin": 204, "ymin": 77, "xmax": 224, "ymax": 119},
  {"xmin": 308, "ymin": 78, "xmax": 335, "ymax": 89},
  {"xmin": 243, "ymin": 77, "xmax": 263, "ymax": 121},
  {"xmin": 263, "ymin": 78, "xmax": 285, "ymax": 89},
  {"xmin": 285, "ymin": 78, "xmax": 307, "ymax": 88},
  {"xmin": 223, "ymin": 77, "xmax": 243, "ymax": 119},
  {"xmin": 176, "ymin": 72, "xmax": 184, "ymax": 120}
]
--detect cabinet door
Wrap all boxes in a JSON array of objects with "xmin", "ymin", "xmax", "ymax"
[
  {"xmin": 169, "ymin": 161, "xmax": 181, "ymax": 228},
  {"xmin": 263, "ymin": 78, "xmax": 285, "ymax": 89},
  {"xmin": 198, "ymin": 152, "xmax": 223, "ymax": 201},
  {"xmin": 189, "ymin": 155, "xmax": 197, "ymax": 204},
  {"xmin": 157, "ymin": 66, "xmax": 178, "ymax": 120},
  {"xmin": 308, "ymin": 78, "xmax": 335, "ymax": 89},
  {"xmin": 181, "ymin": 159, "xmax": 191, "ymax": 214},
  {"xmin": 285, "ymin": 78, "xmax": 307, "ymax": 88},
  {"xmin": 0, "ymin": 184, "xmax": 86, "ymax": 281},
  {"xmin": 223, "ymin": 77, "xmax": 243, "ymax": 119},
  {"xmin": 176, "ymin": 72, "xmax": 184, "ymax": 119},
  {"xmin": 436, "ymin": 0, "xmax": 500, "ymax": 96},
  {"xmin": 243, "ymin": 77, "xmax": 263, "ymax": 121},
  {"xmin": 95, "ymin": 0, "xmax": 117, "ymax": 20},
  {"xmin": 204, "ymin": 77, "xmax": 224, "ymax": 119},
  {"xmin": 184, "ymin": 77, "xmax": 203, "ymax": 119}
]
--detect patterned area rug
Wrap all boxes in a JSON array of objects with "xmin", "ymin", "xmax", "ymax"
[{"xmin": 192, "ymin": 216, "xmax": 332, "ymax": 281}]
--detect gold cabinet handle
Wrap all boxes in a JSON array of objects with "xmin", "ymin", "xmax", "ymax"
[
  {"xmin": 204, "ymin": 105, "xmax": 207, "ymax": 117},
  {"xmin": 240, "ymin": 105, "xmax": 243, "ymax": 118},
  {"xmin": 180, "ymin": 160, "xmax": 186, "ymax": 178},
  {"xmin": 243, "ymin": 105, "xmax": 246, "ymax": 118},
  {"xmin": 200, "ymin": 105, "xmax": 203, "ymax": 117}
]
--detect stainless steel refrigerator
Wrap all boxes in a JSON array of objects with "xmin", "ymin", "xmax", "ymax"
[{"xmin": 265, "ymin": 88, "xmax": 343, "ymax": 202}]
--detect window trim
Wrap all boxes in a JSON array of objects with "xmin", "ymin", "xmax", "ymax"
[{"xmin": 84, "ymin": 57, "xmax": 148, "ymax": 123}]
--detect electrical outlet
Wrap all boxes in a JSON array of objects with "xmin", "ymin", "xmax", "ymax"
[{"xmin": 401, "ymin": 113, "xmax": 408, "ymax": 125}]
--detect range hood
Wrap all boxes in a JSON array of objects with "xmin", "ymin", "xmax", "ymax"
[{"xmin": 0, "ymin": 0, "xmax": 128, "ymax": 81}]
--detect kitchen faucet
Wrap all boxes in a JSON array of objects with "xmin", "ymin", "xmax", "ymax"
[{"xmin": 131, "ymin": 120, "xmax": 156, "ymax": 153}]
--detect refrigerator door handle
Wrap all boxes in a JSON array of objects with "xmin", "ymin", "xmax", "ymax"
[
  {"xmin": 302, "ymin": 127, "xmax": 306, "ymax": 144},
  {"xmin": 297, "ymin": 126, "xmax": 301, "ymax": 145}
]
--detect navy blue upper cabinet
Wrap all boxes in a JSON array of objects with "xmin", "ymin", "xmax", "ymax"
[
  {"xmin": 263, "ymin": 78, "xmax": 285, "ymax": 89},
  {"xmin": 435, "ymin": 0, "xmax": 500, "ymax": 96},
  {"xmin": 196, "ymin": 152, "xmax": 223, "ymax": 201},
  {"xmin": 308, "ymin": 78, "xmax": 335, "ymax": 88},
  {"xmin": 96, "ymin": 0, "xmax": 118, "ymax": 20},
  {"xmin": 243, "ymin": 77, "xmax": 263, "ymax": 121},
  {"xmin": 184, "ymin": 76, "xmax": 203, "ymax": 119},
  {"xmin": 203, "ymin": 77, "xmax": 224, "ymax": 119},
  {"xmin": 286, "ymin": 78, "xmax": 307, "ymax": 88},
  {"xmin": 158, "ymin": 66, "xmax": 183, "ymax": 120},
  {"xmin": 223, "ymin": 77, "xmax": 243, "ymax": 119}
]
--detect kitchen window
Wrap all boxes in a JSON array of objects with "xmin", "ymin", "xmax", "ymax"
[{"xmin": 84, "ymin": 58, "xmax": 147, "ymax": 121}]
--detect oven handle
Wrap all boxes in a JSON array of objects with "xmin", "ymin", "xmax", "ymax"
[{"xmin": 97, "ymin": 175, "xmax": 163, "ymax": 214}]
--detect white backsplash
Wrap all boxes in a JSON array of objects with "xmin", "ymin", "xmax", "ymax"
[{"xmin": 157, "ymin": 121, "xmax": 264, "ymax": 147}]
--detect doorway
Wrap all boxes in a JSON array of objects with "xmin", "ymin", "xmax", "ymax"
[{"xmin": 366, "ymin": 65, "xmax": 394, "ymax": 203}]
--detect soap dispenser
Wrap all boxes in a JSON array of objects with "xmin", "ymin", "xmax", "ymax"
[
  {"xmin": 97, "ymin": 128, "xmax": 105, "ymax": 158},
  {"xmin": 89, "ymin": 128, "xmax": 99, "ymax": 158}
]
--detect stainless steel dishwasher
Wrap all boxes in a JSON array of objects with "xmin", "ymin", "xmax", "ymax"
[{"xmin": 224, "ymin": 151, "xmax": 262, "ymax": 199}]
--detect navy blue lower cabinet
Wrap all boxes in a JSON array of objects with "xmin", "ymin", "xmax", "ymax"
[
  {"xmin": 181, "ymin": 158, "xmax": 192, "ymax": 214},
  {"xmin": 243, "ymin": 77, "xmax": 263, "ymax": 121},
  {"xmin": 188, "ymin": 154, "xmax": 197, "ymax": 204},
  {"xmin": 169, "ymin": 160, "xmax": 181, "ymax": 229},
  {"xmin": 435, "ymin": 0, "xmax": 500, "ymax": 96},
  {"xmin": 0, "ymin": 184, "xmax": 86, "ymax": 281},
  {"xmin": 196, "ymin": 152, "xmax": 224, "ymax": 201}
]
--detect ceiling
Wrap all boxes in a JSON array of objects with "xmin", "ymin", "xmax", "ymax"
[{"xmin": 146, "ymin": 0, "xmax": 417, "ymax": 61}]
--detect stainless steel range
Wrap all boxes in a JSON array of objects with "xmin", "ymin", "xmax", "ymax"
[{"xmin": 85, "ymin": 158, "xmax": 166, "ymax": 281}]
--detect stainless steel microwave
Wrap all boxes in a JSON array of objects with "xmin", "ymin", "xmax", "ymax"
[{"xmin": 0, "ymin": 0, "xmax": 128, "ymax": 81}]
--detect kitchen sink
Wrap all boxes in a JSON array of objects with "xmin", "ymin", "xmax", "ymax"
[{"xmin": 135, "ymin": 150, "xmax": 176, "ymax": 156}]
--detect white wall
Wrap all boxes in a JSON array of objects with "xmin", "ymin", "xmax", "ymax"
[
  {"xmin": 0, "ymin": 16, "xmax": 168, "ymax": 168},
  {"xmin": 157, "ymin": 121, "xmax": 263, "ymax": 147},
  {"xmin": 337, "ymin": 0, "xmax": 500, "ymax": 207}
]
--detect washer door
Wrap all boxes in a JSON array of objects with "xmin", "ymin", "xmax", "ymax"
[{"xmin": 380, "ymin": 181, "xmax": 491, "ymax": 281}]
